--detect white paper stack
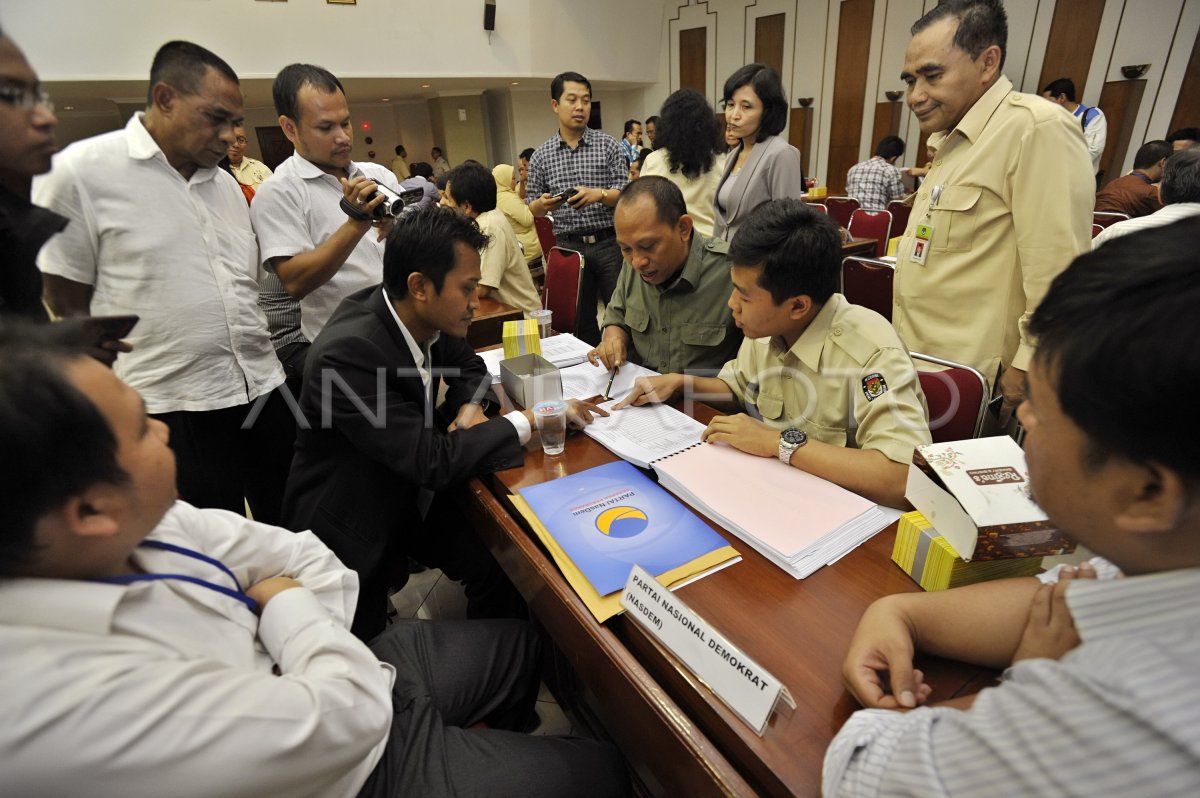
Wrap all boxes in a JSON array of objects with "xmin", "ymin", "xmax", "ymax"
[
  {"xmin": 653, "ymin": 444, "xmax": 892, "ymax": 579},
  {"xmin": 480, "ymin": 333, "xmax": 594, "ymax": 383}
]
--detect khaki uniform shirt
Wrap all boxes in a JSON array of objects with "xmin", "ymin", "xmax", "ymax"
[
  {"xmin": 892, "ymin": 76, "xmax": 1093, "ymax": 387},
  {"xmin": 476, "ymin": 209, "xmax": 542, "ymax": 313},
  {"xmin": 229, "ymin": 156, "xmax": 272, "ymax": 189},
  {"xmin": 718, "ymin": 294, "xmax": 930, "ymax": 465},
  {"xmin": 602, "ymin": 232, "xmax": 741, "ymax": 375}
]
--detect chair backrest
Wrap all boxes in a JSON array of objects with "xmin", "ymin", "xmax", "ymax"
[
  {"xmin": 824, "ymin": 196, "xmax": 860, "ymax": 228},
  {"xmin": 806, "ymin": 202, "xmax": 828, "ymax": 215},
  {"xmin": 1091, "ymin": 223, "xmax": 1104, "ymax": 239},
  {"xmin": 840, "ymin": 256, "xmax": 894, "ymax": 321},
  {"xmin": 847, "ymin": 209, "xmax": 893, "ymax": 257},
  {"xmin": 543, "ymin": 246, "xmax": 583, "ymax": 334},
  {"xmin": 1093, "ymin": 211, "xmax": 1129, "ymax": 229},
  {"xmin": 910, "ymin": 351, "xmax": 989, "ymax": 443},
  {"xmin": 885, "ymin": 200, "xmax": 912, "ymax": 240},
  {"xmin": 533, "ymin": 216, "xmax": 557, "ymax": 256}
]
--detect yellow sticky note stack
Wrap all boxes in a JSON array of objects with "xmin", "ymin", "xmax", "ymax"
[
  {"xmin": 809, "ymin": 185, "xmax": 827, "ymax": 199},
  {"xmin": 502, "ymin": 319, "xmax": 541, "ymax": 359},
  {"xmin": 892, "ymin": 511, "xmax": 1043, "ymax": 591},
  {"xmin": 887, "ymin": 236, "xmax": 902, "ymax": 256}
]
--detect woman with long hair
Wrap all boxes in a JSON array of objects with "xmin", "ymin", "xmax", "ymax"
[{"xmin": 640, "ymin": 88, "xmax": 725, "ymax": 236}]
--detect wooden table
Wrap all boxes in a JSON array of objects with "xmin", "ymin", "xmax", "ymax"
[
  {"xmin": 467, "ymin": 297, "xmax": 524, "ymax": 349},
  {"xmin": 841, "ymin": 236, "xmax": 880, "ymax": 258},
  {"xmin": 465, "ymin": 403, "xmax": 992, "ymax": 797}
]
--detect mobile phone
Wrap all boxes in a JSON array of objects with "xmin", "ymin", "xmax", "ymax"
[
  {"xmin": 81, "ymin": 314, "xmax": 139, "ymax": 347},
  {"xmin": 552, "ymin": 187, "xmax": 578, "ymax": 202}
]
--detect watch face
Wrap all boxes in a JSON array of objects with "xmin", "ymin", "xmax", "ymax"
[{"xmin": 782, "ymin": 428, "xmax": 807, "ymax": 446}]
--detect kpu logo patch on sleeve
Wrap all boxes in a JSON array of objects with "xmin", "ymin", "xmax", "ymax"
[{"xmin": 862, "ymin": 373, "xmax": 888, "ymax": 401}]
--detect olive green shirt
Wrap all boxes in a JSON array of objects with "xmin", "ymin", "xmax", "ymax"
[
  {"xmin": 602, "ymin": 232, "xmax": 742, "ymax": 375},
  {"xmin": 718, "ymin": 294, "xmax": 931, "ymax": 464}
]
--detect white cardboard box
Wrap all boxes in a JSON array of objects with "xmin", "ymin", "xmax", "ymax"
[{"xmin": 905, "ymin": 437, "xmax": 1074, "ymax": 561}]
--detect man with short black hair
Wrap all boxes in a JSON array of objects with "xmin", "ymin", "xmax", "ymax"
[
  {"xmin": 1166, "ymin": 127, "xmax": 1198, "ymax": 151},
  {"xmin": 1094, "ymin": 148, "xmax": 1200, "ymax": 246},
  {"xmin": 526, "ymin": 71, "xmax": 628, "ymax": 344},
  {"xmin": 893, "ymin": 0, "xmax": 1093, "ymax": 419},
  {"xmin": 516, "ymin": 146, "xmax": 535, "ymax": 199},
  {"xmin": 620, "ymin": 118, "xmax": 642, "ymax": 164},
  {"xmin": 431, "ymin": 146, "xmax": 450, "ymax": 176},
  {"xmin": 825, "ymin": 218, "xmax": 1200, "ymax": 797},
  {"xmin": 617, "ymin": 199, "xmax": 930, "ymax": 509},
  {"xmin": 390, "ymin": 143, "xmax": 409, "ymax": 181},
  {"xmin": 284, "ymin": 206, "xmax": 603, "ymax": 640},
  {"xmin": 251, "ymin": 63, "xmax": 402, "ymax": 341},
  {"xmin": 35, "ymin": 40, "xmax": 292, "ymax": 525},
  {"xmin": 441, "ymin": 160, "xmax": 540, "ymax": 312},
  {"xmin": 1094, "ymin": 139, "xmax": 1171, "ymax": 218},
  {"xmin": 227, "ymin": 124, "xmax": 271, "ymax": 189},
  {"xmin": 0, "ymin": 27, "xmax": 63, "ymax": 322},
  {"xmin": 588, "ymin": 176, "xmax": 741, "ymax": 375},
  {"xmin": 1041, "ymin": 77, "xmax": 1107, "ymax": 175},
  {"xmin": 645, "ymin": 115, "xmax": 659, "ymax": 148},
  {"xmin": 0, "ymin": 322, "xmax": 628, "ymax": 798},
  {"xmin": 846, "ymin": 135, "xmax": 908, "ymax": 210}
]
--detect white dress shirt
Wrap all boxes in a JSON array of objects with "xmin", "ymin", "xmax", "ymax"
[
  {"xmin": 34, "ymin": 114, "xmax": 285, "ymax": 414},
  {"xmin": 0, "ymin": 501, "xmax": 394, "ymax": 798},
  {"xmin": 823, "ymin": 563, "xmax": 1200, "ymax": 797},
  {"xmin": 1092, "ymin": 202, "xmax": 1200, "ymax": 248},
  {"xmin": 381, "ymin": 287, "xmax": 531, "ymax": 442},
  {"xmin": 251, "ymin": 154, "xmax": 401, "ymax": 340}
]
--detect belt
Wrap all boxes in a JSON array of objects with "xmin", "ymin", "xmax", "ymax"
[{"xmin": 557, "ymin": 227, "xmax": 616, "ymax": 245}]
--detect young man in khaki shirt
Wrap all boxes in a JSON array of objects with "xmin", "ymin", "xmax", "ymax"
[{"xmin": 617, "ymin": 199, "xmax": 930, "ymax": 508}]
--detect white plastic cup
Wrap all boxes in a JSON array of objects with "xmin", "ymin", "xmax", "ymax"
[
  {"xmin": 533, "ymin": 400, "xmax": 567, "ymax": 456},
  {"xmin": 525, "ymin": 308, "xmax": 553, "ymax": 338}
]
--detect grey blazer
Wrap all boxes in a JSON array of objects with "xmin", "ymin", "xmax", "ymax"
[{"xmin": 712, "ymin": 134, "xmax": 806, "ymax": 241}]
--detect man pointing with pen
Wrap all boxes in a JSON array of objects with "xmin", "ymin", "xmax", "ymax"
[{"xmin": 587, "ymin": 176, "xmax": 741, "ymax": 377}]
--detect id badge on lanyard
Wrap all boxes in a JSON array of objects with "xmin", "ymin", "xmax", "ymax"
[{"xmin": 911, "ymin": 184, "xmax": 942, "ymax": 266}]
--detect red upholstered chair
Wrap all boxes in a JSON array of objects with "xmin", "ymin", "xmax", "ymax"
[
  {"xmin": 840, "ymin": 256, "xmax": 894, "ymax": 321},
  {"xmin": 1093, "ymin": 211, "xmax": 1129, "ymax": 229},
  {"xmin": 910, "ymin": 352, "xmax": 989, "ymax": 443},
  {"xmin": 886, "ymin": 200, "xmax": 912, "ymax": 240},
  {"xmin": 847, "ymin": 209, "xmax": 893, "ymax": 257},
  {"xmin": 533, "ymin": 216, "xmax": 557, "ymax": 256},
  {"xmin": 807, "ymin": 202, "xmax": 828, "ymax": 215},
  {"xmin": 824, "ymin": 196, "xmax": 860, "ymax": 228},
  {"xmin": 543, "ymin": 246, "xmax": 584, "ymax": 335},
  {"xmin": 1091, "ymin": 223, "xmax": 1104, "ymax": 239}
]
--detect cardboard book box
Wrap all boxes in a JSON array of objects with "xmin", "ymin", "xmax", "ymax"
[
  {"xmin": 905, "ymin": 437, "xmax": 1075, "ymax": 561},
  {"xmin": 892, "ymin": 511, "xmax": 1043, "ymax": 591}
]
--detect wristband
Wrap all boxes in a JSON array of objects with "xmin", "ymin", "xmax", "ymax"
[{"xmin": 339, "ymin": 197, "xmax": 374, "ymax": 222}]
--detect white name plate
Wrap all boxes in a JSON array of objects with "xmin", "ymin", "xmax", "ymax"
[{"xmin": 620, "ymin": 564, "xmax": 794, "ymax": 735}]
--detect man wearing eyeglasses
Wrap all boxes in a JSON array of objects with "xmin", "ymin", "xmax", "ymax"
[
  {"xmin": 0, "ymin": 28, "xmax": 62, "ymax": 322},
  {"xmin": 227, "ymin": 124, "xmax": 272, "ymax": 190}
]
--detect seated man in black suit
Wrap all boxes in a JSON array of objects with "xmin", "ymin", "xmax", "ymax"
[{"xmin": 284, "ymin": 205, "xmax": 603, "ymax": 639}]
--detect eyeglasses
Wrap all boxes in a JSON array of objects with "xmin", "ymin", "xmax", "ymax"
[{"xmin": 0, "ymin": 83, "xmax": 54, "ymax": 114}]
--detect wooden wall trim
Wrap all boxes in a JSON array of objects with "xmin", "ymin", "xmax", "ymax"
[
  {"xmin": 1168, "ymin": 24, "xmax": 1200, "ymax": 134},
  {"xmin": 827, "ymin": 0, "xmax": 875, "ymax": 195},
  {"xmin": 1097, "ymin": 78, "xmax": 1147, "ymax": 188},
  {"xmin": 1037, "ymin": 0, "xmax": 1107, "ymax": 98},
  {"xmin": 679, "ymin": 27, "xmax": 708, "ymax": 96}
]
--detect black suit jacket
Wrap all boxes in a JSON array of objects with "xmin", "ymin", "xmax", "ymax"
[{"xmin": 282, "ymin": 285, "xmax": 523, "ymax": 578}]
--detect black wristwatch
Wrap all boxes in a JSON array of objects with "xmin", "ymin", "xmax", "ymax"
[{"xmin": 778, "ymin": 428, "xmax": 808, "ymax": 464}]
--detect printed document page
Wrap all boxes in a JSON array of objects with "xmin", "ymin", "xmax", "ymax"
[{"xmin": 583, "ymin": 401, "xmax": 706, "ymax": 468}]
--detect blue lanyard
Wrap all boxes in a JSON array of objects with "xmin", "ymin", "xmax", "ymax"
[{"xmin": 92, "ymin": 539, "xmax": 258, "ymax": 614}]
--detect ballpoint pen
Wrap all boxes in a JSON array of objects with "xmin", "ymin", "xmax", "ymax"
[{"xmin": 602, "ymin": 364, "xmax": 619, "ymax": 400}]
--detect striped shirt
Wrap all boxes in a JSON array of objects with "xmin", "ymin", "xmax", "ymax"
[
  {"xmin": 824, "ymin": 563, "xmax": 1200, "ymax": 797},
  {"xmin": 526, "ymin": 127, "xmax": 627, "ymax": 234},
  {"xmin": 257, "ymin": 268, "xmax": 307, "ymax": 350}
]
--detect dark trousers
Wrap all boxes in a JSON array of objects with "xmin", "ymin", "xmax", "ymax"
[
  {"xmin": 351, "ymin": 490, "xmax": 527, "ymax": 641},
  {"xmin": 559, "ymin": 235, "xmax": 622, "ymax": 345},
  {"xmin": 357, "ymin": 619, "xmax": 629, "ymax": 798},
  {"xmin": 153, "ymin": 386, "xmax": 297, "ymax": 526}
]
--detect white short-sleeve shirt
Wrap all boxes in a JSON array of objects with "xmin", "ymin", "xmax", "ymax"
[
  {"xmin": 34, "ymin": 114, "xmax": 285, "ymax": 414},
  {"xmin": 251, "ymin": 154, "xmax": 401, "ymax": 340}
]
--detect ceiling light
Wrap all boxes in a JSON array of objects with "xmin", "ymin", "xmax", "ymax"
[
  {"xmin": 421, "ymin": 83, "xmax": 431, "ymax": 88},
  {"xmin": 381, "ymin": 97, "xmax": 390, "ymax": 102},
  {"xmin": 510, "ymin": 81, "xmax": 519, "ymax": 86}
]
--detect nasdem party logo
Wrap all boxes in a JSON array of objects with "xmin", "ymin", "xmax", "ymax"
[{"xmin": 595, "ymin": 506, "xmax": 648, "ymax": 538}]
